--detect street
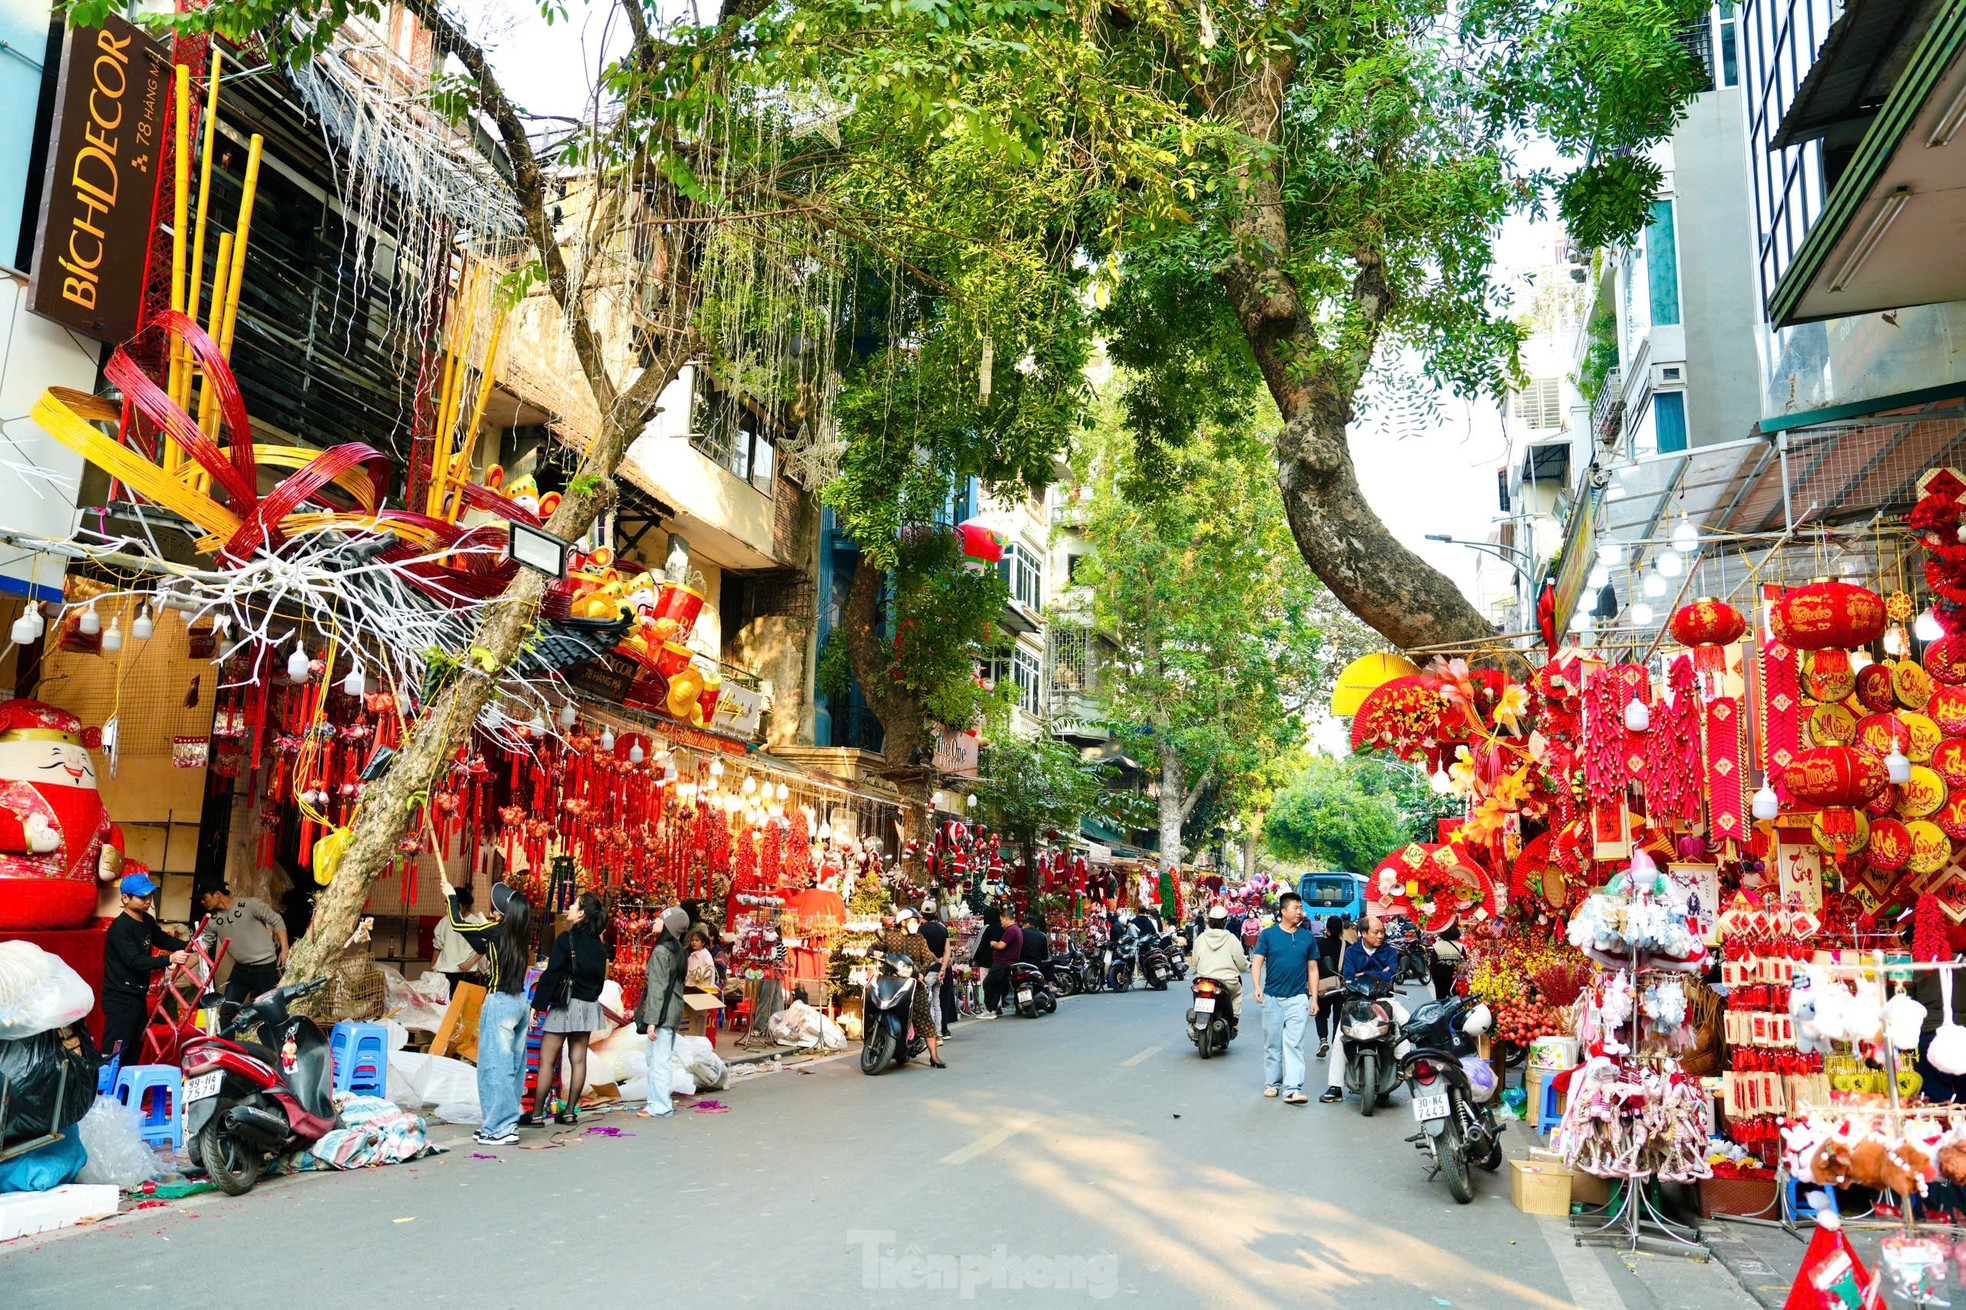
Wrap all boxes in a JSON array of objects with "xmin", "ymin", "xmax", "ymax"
[{"xmin": 1, "ymin": 984, "xmax": 1758, "ymax": 1309}]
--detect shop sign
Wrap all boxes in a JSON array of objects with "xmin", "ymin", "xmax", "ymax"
[
  {"xmin": 712, "ymin": 682, "xmax": 763, "ymax": 737},
  {"xmin": 28, "ymin": 16, "xmax": 169, "ymax": 343}
]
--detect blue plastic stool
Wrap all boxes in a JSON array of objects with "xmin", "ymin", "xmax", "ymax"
[
  {"xmin": 330, "ymin": 1021, "xmax": 389, "ymax": 1098},
  {"xmin": 113, "ymin": 1064, "xmax": 183, "ymax": 1151},
  {"xmin": 1535, "ymin": 1076, "xmax": 1564, "ymax": 1135}
]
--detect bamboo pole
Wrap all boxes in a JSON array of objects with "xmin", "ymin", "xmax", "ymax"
[
  {"xmin": 216, "ymin": 136, "xmax": 263, "ymax": 363},
  {"xmin": 166, "ymin": 62, "xmax": 192, "ymax": 469},
  {"xmin": 188, "ymin": 50, "xmax": 222, "ymax": 334}
]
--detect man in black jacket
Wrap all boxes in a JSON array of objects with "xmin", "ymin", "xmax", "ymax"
[{"xmin": 101, "ymin": 872, "xmax": 188, "ymax": 1065}]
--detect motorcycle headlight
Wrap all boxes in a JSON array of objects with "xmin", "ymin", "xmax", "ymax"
[{"xmin": 1345, "ymin": 1018, "xmax": 1384, "ymax": 1040}]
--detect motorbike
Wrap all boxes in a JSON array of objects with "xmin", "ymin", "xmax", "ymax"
[
  {"xmin": 1008, "ymin": 961, "xmax": 1057, "ymax": 1017},
  {"xmin": 1337, "ymin": 977, "xmax": 1406, "ymax": 1118},
  {"xmin": 860, "ymin": 949, "xmax": 930, "ymax": 1074},
  {"xmin": 181, "ymin": 978, "xmax": 337, "ymax": 1196},
  {"xmin": 1186, "ymin": 975, "xmax": 1236, "ymax": 1058},
  {"xmin": 1399, "ymin": 995, "xmax": 1502, "ymax": 1204}
]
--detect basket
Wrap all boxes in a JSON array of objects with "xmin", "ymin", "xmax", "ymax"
[{"xmin": 1695, "ymin": 1175, "xmax": 1778, "ymax": 1219}]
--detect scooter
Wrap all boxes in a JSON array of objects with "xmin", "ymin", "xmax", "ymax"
[
  {"xmin": 1008, "ymin": 961, "xmax": 1057, "ymax": 1017},
  {"xmin": 1399, "ymin": 995, "xmax": 1502, "ymax": 1204},
  {"xmin": 1186, "ymin": 975, "xmax": 1236, "ymax": 1058},
  {"xmin": 860, "ymin": 949, "xmax": 929, "ymax": 1074},
  {"xmin": 1337, "ymin": 977, "xmax": 1406, "ymax": 1117},
  {"xmin": 181, "ymin": 978, "xmax": 337, "ymax": 1196}
]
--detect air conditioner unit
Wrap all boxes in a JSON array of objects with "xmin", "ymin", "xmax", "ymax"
[{"xmin": 1650, "ymin": 362, "xmax": 1686, "ymax": 392}]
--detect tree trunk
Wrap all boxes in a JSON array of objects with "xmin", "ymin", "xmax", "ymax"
[{"xmin": 1213, "ymin": 56, "xmax": 1497, "ymax": 655}]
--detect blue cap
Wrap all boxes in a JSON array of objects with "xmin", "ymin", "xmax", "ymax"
[{"xmin": 119, "ymin": 872, "xmax": 158, "ymax": 898}]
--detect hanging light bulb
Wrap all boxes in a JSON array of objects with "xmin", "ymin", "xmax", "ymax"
[
  {"xmin": 1752, "ymin": 784, "xmax": 1781, "ymax": 821},
  {"xmin": 1588, "ymin": 562, "xmax": 1610, "ymax": 589},
  {"xmin": 1671, "ymin": 513, "xmax": 1699, "ymax": 554},
  {"xmin": 1918, "ymin": 608, "xmax": 1945, "ymax": 642},
  {"xmin": 628, "ymin": 742, "xmax": 645, "ymax": 764},
  {"xmin": 101, "ymin": 618, "xmax": 123, "ymax": 652},
  {"xmin": 1631, "ymin": 602, "xmax": 1654, "ymax": 626},
  {"xmin": 742, "ymin": 775, "xmax": 757, "ymax": 795},
  {"xmin": 1430, "ymin": 766, "xmax": 1453, "ymax": 795},
  {"xmin": 78, "ymin": 604, "xmax": 100, "ymax": 636},
  {"xmin": 131, "ymin": 604, "xmax": 154, "ymax": 641},
  {"xmin": 1598, "ymin": 533, "xmax": 1624, "ymax": 567},
  {"xmin": 1642, "ymin": 569, "xmax": 1667, "ymax": 598},
  {"xmin": 558, "ymin": 702, "xmax": 578, "ymax": 729},
  {"xmin": 287, "ymin": 642, "xmax": 310, "ymax": 683},
  {"xmin": 342, "ymin": 663, "xmax": 366, "ymax": 698},
  {"xmin": 1887, "ymin": 743, "xmax": 1913, "ymax": 785},
  {"xmin": 1656, "ymin": 550, "xmax": 1682, "ymax": 579},
  {"xmin": 9, "ymin": 611, "xmax": 34, "ymax": 645}
]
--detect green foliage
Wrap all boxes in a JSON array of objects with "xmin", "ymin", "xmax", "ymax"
[
  {"xmin": 971, "ymin": 731, "xmax": 1125, "ymax": 852},
  {"xmin": 1263, "ymin": 754, "xmax": 1453, "ymax": 872}
]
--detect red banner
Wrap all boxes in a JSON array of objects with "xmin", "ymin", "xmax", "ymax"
[{"xmin": 1708, "ymin": 697, "xmax": 1747, "ymax": 842}]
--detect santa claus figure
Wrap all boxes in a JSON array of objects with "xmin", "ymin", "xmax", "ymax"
[{"xmin": 0, "ymin": 700, "xmax": 125, "ymax": 930}]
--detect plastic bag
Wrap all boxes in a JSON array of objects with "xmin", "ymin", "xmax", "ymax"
[
  {"xmin": 0, "ymin": 942, "xmax": 94, "ymax": 1040},
  {"xmin": 75, "ymin": 1094, "xmax": 162, "ymax": 1188},
  {"xmin": 675, "ymin": 1035, "xmax": 727, "ymax": 1091},
  {"xmin": 0, "ymin": 1024, "xmax": 97, "ymax": 1143}
]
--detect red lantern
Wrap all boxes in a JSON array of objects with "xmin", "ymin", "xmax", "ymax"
[
  {"xmin": 1770, "ymin": 581, "xmax": 1887, "ymax": 650},
  {"xmin": 1670, "ymin": 598, "xmax": 1745, "ymax": 678},
  {"xmin": 1784, "ymin": 744, "xmax": 1891, "ymax": 857}
]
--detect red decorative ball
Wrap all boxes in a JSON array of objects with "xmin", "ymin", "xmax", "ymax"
[{"xmin": 1770, "ymin": 581, "xmax": 1888, "ymax": 651}]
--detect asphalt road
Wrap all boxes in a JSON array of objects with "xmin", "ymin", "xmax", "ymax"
[{"xmin": 1, "ymin": 981, "xmax": 1760, "ymax": 1308}]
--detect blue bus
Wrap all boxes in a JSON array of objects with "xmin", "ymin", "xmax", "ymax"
[{"xmin": 1297, "ymin": 872, "xmax": 1368, "ymax": 931}]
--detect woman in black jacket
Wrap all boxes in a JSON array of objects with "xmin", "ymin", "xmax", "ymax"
[{"xmin": 527, "ymin": 891, "xmax": 608, "ymax": 1126}]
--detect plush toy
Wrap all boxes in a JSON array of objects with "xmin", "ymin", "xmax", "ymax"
[{"xmin": 0, "ymin": 700, "xmax": 126, "ymax": 930}]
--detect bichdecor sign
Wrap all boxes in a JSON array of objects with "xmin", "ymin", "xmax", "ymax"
[{"xmin": 28, "ymin": 16, "xmax": 169, "ymax": 343}]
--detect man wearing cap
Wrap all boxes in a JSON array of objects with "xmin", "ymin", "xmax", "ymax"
[
  {"xmin": 633, "ymin": 906, "xmax": 690, "ymax": 1117},
  {"xmin": 101, "ymin": 872, "xmax": 189, "ymax": 1064},
  {"xmin": 199, "ymin": 882, "xmax": 290, "ymax": 1005}
]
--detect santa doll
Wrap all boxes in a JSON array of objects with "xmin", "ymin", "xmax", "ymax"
[{"xmin": 0, "ymin": 699, "xmax": 126, "ymax": 930}]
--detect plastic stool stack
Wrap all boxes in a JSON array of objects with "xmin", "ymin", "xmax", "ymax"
[
  {"xmin": 113, "ymin": 1064, "xmax": 183, "ymax": 1151},
  {"xmin": 329, "ymin": 1021, "xmax": 389, "ymax": 1098}
]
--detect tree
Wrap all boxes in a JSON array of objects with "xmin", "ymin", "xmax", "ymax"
[
  {"xmin": 1074, "ymin": 401, "xmax": 1355, "ymax": 876},
  {"xmin": 970, "ymin": 732, "xmax": 1123, "ymax": 865}
]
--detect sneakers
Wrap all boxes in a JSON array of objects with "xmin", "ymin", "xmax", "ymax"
[
  {"xmin": 1316, "ymin": 1042, "xmax": 1330, "ymax": 1059},
  {"xmin": 1264, "ymin": 1086, "xmax": 1281, "ymax": 1099},
  {"xmin": 1318, "ymin": 1089, "xmax": 1343, "ymax": 1104},
  {"xmin": 472, "ymin": 1129, "xmax": 520, "ymax": 1146},
  {"xmin": 1285, "ymin": 1090, "xmax": 1309, "ymax": 1105}
]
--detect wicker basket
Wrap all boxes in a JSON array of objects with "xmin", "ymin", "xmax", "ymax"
[{"xmin": 1696, "ymin": 1176, "xmax": 1779, "ymax": 1219}]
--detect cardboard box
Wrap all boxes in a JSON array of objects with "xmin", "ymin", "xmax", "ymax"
[
  {"xmin": 680, "ymin": 990, "xmax": 724, "ymax": 1038},
  {"xmin": 1510, "ymin": 1159, "xmax": 1573, "ymax": 1215}
]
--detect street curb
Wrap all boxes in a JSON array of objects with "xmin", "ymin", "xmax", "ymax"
[{"xmin": 1701, "ymin": 1223, "xmax": 1790, "ymax": 1310}]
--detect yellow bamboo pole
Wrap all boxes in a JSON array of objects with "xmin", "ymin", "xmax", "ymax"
[
  {"xmin": 193, "ymin": 232, "xmax": 234, "ymax": 442},
  {"xmin": 188, "ymin": 50, "xmax": 222, "ymax": 333},
  {"xmin": 166, "ymin": 62, "xmax": 192, "ymax": 469},
  {"xmin": 216, "ymin": 135, "xmax": 263, "ymax": 363}
]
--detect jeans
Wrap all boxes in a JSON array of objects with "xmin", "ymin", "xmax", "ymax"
[
  {"xmin": 476, "ymin": 992, "xmax": 531, "ymax": 1136},
  {"xmin": 645, "ymin": 1026, "xmax": 678, "ymax": 1115},
  {"xmin": 1263, "ymin": 993, "xmax": 1310, "ymax": 1092}
]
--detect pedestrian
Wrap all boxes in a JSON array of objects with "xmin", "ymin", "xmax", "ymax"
[
  {"xmin": 526, "ymin": 890, "xmax": 607, "ymax": 1127},
  {"xmin": 918, "ymin": 899, "xmax": 956, "ymax": 1037},
  {"xmin": 100, "ymin": 872, "xmax": 189, "ymax": 1065},
  {"xmin": 1250, "ymin": 891, "xmax": 1320, "ymax": 1104},
  {"xmin": 197, "ymin": 882, "xmax": 289, "ymax": 1005},
  {"xmin": 1313, "ymin": 914, "xmax": 1347, "ymax": 1059},
  {"xmin": 431, "ymin": 885, "xmax": 487, "ymax": 996},
  {"xmin": 877, "ymin": 908, "xmax": 946, "ymax": 1067},
  {"xmin": 634, "ymin": 906, "xmax": 689, "ymax": 1118},
  {"xmin": 439, "ymin": 874, "xmax": 533, "ymax": 1147},
  {"xmin": 973, "ymin": 905, "xmax": 1008, "ymax": 1012},
  {"xmin": 1430, "ymin": 922, "xmax": 1463, "ymax": 1002}
]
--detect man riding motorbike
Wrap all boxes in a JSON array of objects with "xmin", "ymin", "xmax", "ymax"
[{"xmin": 1189, "ymin": 904, "xmax": 1248, "ymax": 1025}]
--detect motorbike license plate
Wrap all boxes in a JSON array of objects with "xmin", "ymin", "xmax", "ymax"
[
  {"xmin": 1411, "ymin": 1092, "xmax": 1450, "ymax": 1122},
  {"xmin": 185, "ymin": 1071, "xmax": 223, "ymax": 1102},
  {"xmin": 1017, "ymin": 990, "xmax": 1033, "ymax": 1004},
  {"xmin": 1192, "ymin": 996, "xmax": 1216, "ymax": 1013}
]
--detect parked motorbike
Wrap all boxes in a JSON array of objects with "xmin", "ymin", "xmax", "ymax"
[
  {"xmin": 860, "ymin": 949, "xmax": 930, "ymax": 1074},
  {"xmin": 1337, "ymin": 977, "xmax": 1406, "ymax": 1117},
  {"xmin": 1399, "ymin": 995, "xmax": 1502, "ymax": 1203},
  {"xmin": 181, "ymin": 979, "xmax": 337, "ymax": 1196},
  {"xmin": 1186, "ymin": 975, "xmax": 1236, "ymax": 1058},
  {"xmin": 1008, "ymin": 961, "xmax": 1057, "ymax": 1017}
]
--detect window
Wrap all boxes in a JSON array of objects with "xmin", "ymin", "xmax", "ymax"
[
  {"xmin": 1001, "ymin": 543, "xmax": 1043, "ymax": 613},
  {"xmin": 691, "ymin": 370, "xmax": 776, "ymax": 493},
  {"xmin": 1510, "ymin": 377, "xmax": 1563, "ymax": 430}
]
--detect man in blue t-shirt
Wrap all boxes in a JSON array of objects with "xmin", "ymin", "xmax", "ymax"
[{"xmin": 1251, "ymin": 892, "xmax": 1321, "ymax": 1103}]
